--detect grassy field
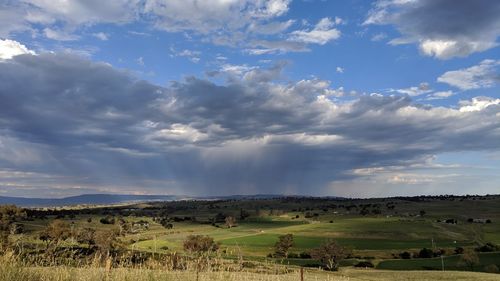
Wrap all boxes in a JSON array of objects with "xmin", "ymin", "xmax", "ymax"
[
  {"xmin": 127, "ymin": 216, "xmax": 476, "ymax": 258},
  {"xmin": 377, "ymin": 252, "xmax": 500, "ymax": 271},
  {"xmin": 2, "ymin": 195, "xmax": 499, "ymax": 279}
]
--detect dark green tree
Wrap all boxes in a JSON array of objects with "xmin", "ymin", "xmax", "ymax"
[{"xmin": 274, "ymin": 234, "xmax": 294, "ymax": 258}]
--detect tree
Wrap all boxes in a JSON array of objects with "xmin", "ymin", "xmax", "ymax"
[
  {"xmin": 76, "ymin": 227, "xmax": 96, "ymax": 248},
  {"xmin": 39, "ymin": 220, "xmax": 71, "ymax": 250},
  {"xmin": 99, "ymin": 216, "xmax": 115, "ymax": 224},
  {"xmin": 311, "ymin": 240, "xmax": 351, "ymax": 271},
  {"xmin": 274, "ymin": 234, "xmax": 294, "ymax": 258},
  {"xmin": 419, "ymin": 210, "xmax": 426, "ymax": 217},
  {"xmin": 0, "ymin": 205, "xmax": 26, "ymax": 249},
  {"xmin": 418, "ymin": 248, "xmax": 434, "ymax": 258},
  {"xmin": 94, "ymin": 229, "xmax": 120, "ymax": 256},
  {"xmin": 9, "ymin": 223, "xmax": 24, "ymax": 235},
  {"xmin": 224, "ymin": 216, "xmax": 237, "ymax": 228},
  {"xmin": 117, "ymin": 218, "xmax": 130, "ymax": 235},
  {"xmin": 183, "ymin": 235, "xmax": 219, "ymax": 254},
  {"xmin": 458, "ymin": 248, "xmax": 479, "ymax": 271},
  {"xmin": 239, "ymin": 209, "xmax": 250, "ymax": 220}
]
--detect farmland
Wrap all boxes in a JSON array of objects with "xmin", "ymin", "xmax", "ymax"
[{"xmin": 1, "ymin": 195, "xmax": 499, "ymax": 280}]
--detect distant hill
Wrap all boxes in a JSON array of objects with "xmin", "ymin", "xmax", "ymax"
[
  {"xmin": 0, "ymin": 193, "xmax": 337, "ymax": 207},
  {"xmin": 0, "ymin": 194, "xmax": 178, "ymax": 207}
]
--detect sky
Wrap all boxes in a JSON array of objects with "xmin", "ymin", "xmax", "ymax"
[{"xmin": 0, "ymin": 0, "xmax": 499, "ymax": 198}]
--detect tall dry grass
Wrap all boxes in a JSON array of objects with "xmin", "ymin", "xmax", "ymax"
[{"xmin": 0, "ymin": 250, "xmax": 349, "ymax": 281}]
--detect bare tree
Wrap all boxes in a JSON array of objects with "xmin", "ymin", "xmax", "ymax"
[
  {"xmin": 458, "ymin": 248, "xmax": 479, "ymax": 271},
  {"xmin": 225, "ymin": 216, "xmax": 237, "ymax": 228},
  {"xmin": 311, "ymin": 240, "xmax": 351, "ymax": 271}
]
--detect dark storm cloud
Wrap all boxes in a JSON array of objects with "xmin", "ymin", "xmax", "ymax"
[
  {"xmin": 0, "ymin": 53, "xmax": 499, "ymax": 196},
  {"xmin": 365, "ymin": 0, "xmax": 500, "ymax": 59}
]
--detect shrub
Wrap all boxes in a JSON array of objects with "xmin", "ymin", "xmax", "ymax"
[
  {"xmin": 399, "ymin": 251, "xmax": 411, "ymax": 259},
  {"xmin": 299, "ymin": 252, "xmax": 312, "ymax": 259},
  {"xmin": 476, "ymin": 242, "xmax": 500, "ymax": 252},
  {"xmin": 454, "ymin": 247, "xmax": 464, "ymax": 255},
  {"xmin": 183, "ymin": 235, "xmax": 219, "ymax": 254},
  {"xmin": 418, "ymin": 248, "xmax": 434, "ymax": 258},
  {"xmin": 99, "ymin": 216, "xmax": 115, "ymax": 224},
  {"xmin": 484, "ymin": 264, "xmax": 499, "ymax": 274}
]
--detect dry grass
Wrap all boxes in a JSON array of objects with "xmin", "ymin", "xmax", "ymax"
[
  {"xmin": 1, "ymin": 252, "xmax": 498, "ymax": 281},
  {"xmin": 2, "ymin": 265, "xmax": 499, "ymax": 281}
]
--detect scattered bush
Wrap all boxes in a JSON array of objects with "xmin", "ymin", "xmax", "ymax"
[{"xmin": 476, "ymin": 242, "xmax": 500, "ymax": 253}]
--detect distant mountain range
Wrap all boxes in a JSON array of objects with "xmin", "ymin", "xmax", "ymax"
[
  {"xmin": 0, "ymin": 194, "xmax": 178, "ymax": 207},
  {"xmin": 0, "ymin": 193, "xmax": 292, "ymax": 207}
]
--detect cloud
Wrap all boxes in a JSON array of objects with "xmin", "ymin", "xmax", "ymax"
[
  {"xmin": 0, "ymin": 0, "xmax": 140, "ymax": 38},
  {"xmin": 391, "ymin": 82, "xmax": 431, "ymax": 96},
  {"xmin": 143, "ymin": 0, "xmax": 290, "ymax": 33},
  {"xmin": 458, "ymin": 96, "xmax": 500, "ymax": 112},
  {"xmin": 364, "ymin": 0, "xmax": 500, "ymax": 59},
  {"xmin": 425, "ymin": 90, "xmax": 455, "ymax": 100},
  {"xmin": 136, "ymin": 56, "xmax": 145, "ymax": 66},
  {"xmin": 437, "ymin": 59, "xmax": 500, "ymax": 90},
  {"xmin": 92, "ymin": 32, "xmax": 109, "ymax": 41},
  {"xmin": 0, "ymin": 51, "xmax": 499, "ymax": 196},
  {"xmin": 289, "ymin": 18, "xmax": 341, "ymax": 45},
  {"xmin": 0, "ymin": 39, "xmax": 36, "ymax": 60},
  {"xmin": 169, "ymin": 47, "xmax": 201, "ymax": 63},
  {"xmin": 247, "ymin": 19, "xmax": 294, "ymax": 35},
  {"xmin": 371, "ymin": 32, "xmax": 387, "ymax": 42},
  {"xmin": 43, "ymin": 28, "xmax": 80, "ymax": 41},
  {"xmin": 0, "ymin": 0, "xmax": 342, "ymax": 54},
  {"xmin": 336, "ymin": 67, "xmax": 344, "ymax": 73}
]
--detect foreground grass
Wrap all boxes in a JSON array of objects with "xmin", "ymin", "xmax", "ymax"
[{"xmin": 1, "ymin": 264, "xmax": 499, "ymax": 281}]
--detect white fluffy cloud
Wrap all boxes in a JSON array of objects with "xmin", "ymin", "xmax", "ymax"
[
  {"xmin": 459, "ymin": 97, "xmax": 500, "ymax": 112},
  {"xmin": 0, "ymin": 39, "xmax": 35, "ymax": 60},
  {"xmin": 438, "ymin": 60, "xmax": 500, "ymax": 90}
]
